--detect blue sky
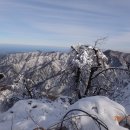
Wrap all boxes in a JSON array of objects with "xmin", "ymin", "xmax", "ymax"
[{"xmin": 0, "ymin": 0, "xmax": 130, "ymax": 51}]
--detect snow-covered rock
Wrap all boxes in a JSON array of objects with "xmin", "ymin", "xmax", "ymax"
[
  {"xmin": 0, "ymin": 96, "xmax": 128, "ymax": 130},
  {"xmin": 67, "ymin": 96, "xmax": 127, "ymax": 130}
]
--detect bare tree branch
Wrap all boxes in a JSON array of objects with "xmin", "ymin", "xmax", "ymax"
[
  {"xmin": 91, "ymin": 67, "xmax": 130, "ymax": 80},
  {"xmin": 93, "ymin": 37, "xmax": 108, "ymax": 48}
]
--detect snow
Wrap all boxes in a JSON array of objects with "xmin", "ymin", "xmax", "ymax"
[
  {"xmin": 80, "ymin": 50, "xmax": 93, "ymax": 66},
  {"xmin": 0, "ymin": 96, "xmax": 128, "ymax": 130},
  {"xmin": 72, "ymin": 49, "xmax": 93, "ymax": 68},
  {"xmin": 68, "ymin": 96, "xmax": 127, "ymax": 130},
  {"xmin": 0, "ymin": 97, "xmax": 69, "ymax": 130}
]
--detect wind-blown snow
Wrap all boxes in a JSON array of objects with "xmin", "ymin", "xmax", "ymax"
[{"xmin": 0, "ymin": 96, "xmax": 128, "ymax": 130}]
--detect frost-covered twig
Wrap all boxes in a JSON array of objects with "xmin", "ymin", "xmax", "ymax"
[{"xmin": 93, "ymin": 37, "xmax": 107, "ymax": 48}]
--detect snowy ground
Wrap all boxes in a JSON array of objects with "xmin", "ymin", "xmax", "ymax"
[{"xmin": 0, "ymin": 96, "xmax": 129, "ymax": 130}]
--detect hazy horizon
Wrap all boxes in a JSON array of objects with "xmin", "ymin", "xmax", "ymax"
[
  {"xmin": 0, "ymin": 43, "xmax": 70, "ymax": 54},
  {"xmin": 0, "ymin": 43, "xmax": 130, "ymax": 54}
]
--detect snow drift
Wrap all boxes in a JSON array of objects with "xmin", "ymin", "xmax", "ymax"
[{"xmin": 0, "ymin": 96, "xmax": 128, "ymax": 130}]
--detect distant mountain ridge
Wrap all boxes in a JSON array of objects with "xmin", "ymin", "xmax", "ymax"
[
  {"xmin": 0, "ymin": 51, "xmax": 69, "ymax": 85},
  {"xmin": 104, "ymin": 49, "xmax": 130, "ymax": 67},
  {"xmin": 0, "ymin": 48, "xmax": 130, "ymax": 86}
]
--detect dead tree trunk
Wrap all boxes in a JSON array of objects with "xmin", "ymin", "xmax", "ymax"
[
  {"xmin": 0, "ymin": 73, "xmax": 4, "ymax": 80},
  {"xmin": 75, "ymin": 67, "xmax": 82, "ymax": 99}
]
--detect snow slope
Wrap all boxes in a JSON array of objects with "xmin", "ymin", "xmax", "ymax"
[{"xmin": 0, "ymin": 96, "xmax": 128, "ymax": 130}]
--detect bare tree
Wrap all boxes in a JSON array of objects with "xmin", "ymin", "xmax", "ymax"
[{"xmin": 67, "ymin": 44, "xmax": 130, "ymax": 103}]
